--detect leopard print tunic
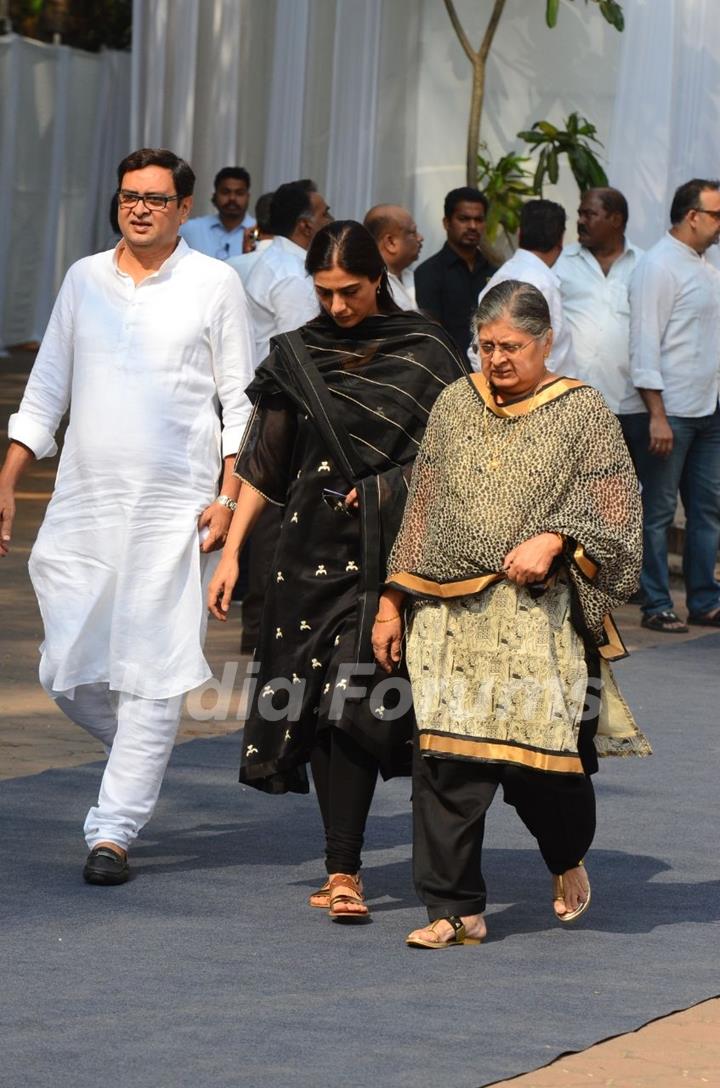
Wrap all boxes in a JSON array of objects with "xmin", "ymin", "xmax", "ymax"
[{"xmin": 387, "ymin": 375, "xmax": 642, "ymax": 646}]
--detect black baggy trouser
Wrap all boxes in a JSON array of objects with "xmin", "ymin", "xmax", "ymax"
[{"xmin": 412, "ymin": 747, "xmax": 596, "ymax": 921}]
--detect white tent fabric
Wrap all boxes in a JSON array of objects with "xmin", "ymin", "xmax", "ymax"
[
  {"xmin": 129, "ymin": 0, "xmax": 386, "ymax": 223},
  {"xmin": 263, "ymin": 0, "xmax": 310, "ymax": 190},
  {"xmin": 6, "ymin": 0, "xmax": 720, "ymax": 346},
  {"xmin": 0, "ymin": 34, "xmax": 130, "ymax": 346},
  {"xmin": 130, "ymin": 0, "xmax": 275, "ymax": 217},
  {"xmin": 325, "ymin": 0, "xmax": 382, "ymax": 221},
  {"xmin": 607, "ymin": 0, "xmax": 720, "ymax": 251}
]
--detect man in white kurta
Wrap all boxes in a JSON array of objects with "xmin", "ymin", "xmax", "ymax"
[
  {"xmin": 471, "ymin": 200, "xmax": 575, "ymax": 376},
  {"xmin": 555, "ymin": 188, "xmax": 643, "ymax": 414},
  {"xmin": 244, "ymin": 179, "xmax": 331, "ymax": 363},
  {"xmin": 0, "ymin": 149, "xmax": 255, "ymax": 884}
]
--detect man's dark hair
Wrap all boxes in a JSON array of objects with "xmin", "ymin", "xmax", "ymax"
[
  {"xmin": 254, "ymin": 192, "xmax": 274, "ymax": 235},
  {"xmin": 109, "ymin": 193, "xmax": 120, "ymax": 235},
  {"xmin": 117, "ymin": 148, "xmax": 195, "ymax": 198},
  {"xmin": 670, "ymin": 178, "xmax": 720, "ymax": 225},
  {"xmin": 588, "ymin": 187, "xmax": 629, "ymax": 228},
  {"xmin": 270, "ymin": 179, "xmax": 317, "ymax": 238},
  {"xmin": 305, "ymin": 220, "xmax": 401, "ymax": 315},
  {"xmin": 519, "ymin": 199, "xmax": 566, "ymax": 252},
  {"xmin": 214, "ymin": 166, "xmax": 250, "ymax": 190},
  {"xmin": 444, "ymin": 187, "xmax": 489, "ymax": 219}
]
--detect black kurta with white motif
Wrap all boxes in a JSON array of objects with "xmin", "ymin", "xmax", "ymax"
[{"xmin": 234, "ymin": 311, "xmax": 467, "ymax": 794}]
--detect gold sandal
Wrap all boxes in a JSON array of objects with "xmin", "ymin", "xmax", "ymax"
[
  {"xmin": 308, "ymin": 873, "xmax": 363, "ymax": 909},
  {"xmin": 553, "ymin": 861, "xmax": 591, "ymax": 924},
  {"xmin": 327, "ymin": 873, "xmax": 370, "ymax": 923},
  {"xmin": 406, "ymin": 916, "xmax": 484, "ymax": 949},
  {"xmin": 308, "ymin": 880, "xmax": 331, "ymax": 909}
]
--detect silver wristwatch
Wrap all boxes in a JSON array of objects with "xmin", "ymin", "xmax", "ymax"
[{"xmin": 216, "ymin": 494, "xmax": 238, "ymax": 512}]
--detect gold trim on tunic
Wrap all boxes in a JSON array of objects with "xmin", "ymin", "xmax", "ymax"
[
  {"xmin": 419, "ymin": 732, "xmax": 585, "ymax": 774},
  {"xmin": 467, "ymin": 371, "xmax": 588, "ymax": 416}
]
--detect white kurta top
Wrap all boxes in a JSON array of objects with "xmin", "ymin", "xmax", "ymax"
[
  {"xmin": 388, "ymin": 269, "xmax": 417, "ymax": 310},
  {"xmin": 8, "ymin": 239, "xmax": 256, "ymax": 699},
  {"xmin": 245, "ymin": 236, "xmax": 319, "ymax": 363},
  {"xmin": 555, "ymin": 241, "xmax": 644, "ymax": 414},
  {"xmin": 227, "ymin": 238, "xmax": 273, "ymax": 285},
  {"xmin": 471, "ymin": 248, "xmax": 576, "ymax": 377},
  {"xmin": 628, "ymin": 232, "xmax": 720, "ymax": 417}
]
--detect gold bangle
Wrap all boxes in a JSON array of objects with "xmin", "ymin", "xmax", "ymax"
[{"xmin": 374, "ymin": 613, "xmax": 402, "ymax": 623}]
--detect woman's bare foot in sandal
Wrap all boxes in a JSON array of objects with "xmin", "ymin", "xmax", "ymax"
[
  {"xmin": 406, "ymin": 914, "xmax": 487, "ymax": 948},
  {"xmin": 309, "ymin": 873, "xmax": 363, "ymax": 909},
  {"xmin": 553, "ymin": 862, "xmax": 591, "ymax": 922},
  {"xmin": 327, "ymin": 873, "xmax": 370, "ymax": 922}
]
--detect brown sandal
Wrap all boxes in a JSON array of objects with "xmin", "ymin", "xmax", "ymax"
[
  {"xmin": 308, "ymin": 880, "xmax": 331, "ymax": 909},
  {"xmin": 327, "ymin": 873, "xmax": 370, "ymax": 923},
  {"xmin": 309, "ymin": 873, "xmax": 363, "ymax": 909}
]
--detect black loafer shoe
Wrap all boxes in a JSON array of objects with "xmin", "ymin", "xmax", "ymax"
[{"xmin": 83, "ymin": 846, "xmax": 130, "ymax": 885}]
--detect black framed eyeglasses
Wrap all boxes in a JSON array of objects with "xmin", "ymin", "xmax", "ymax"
[
  {"xmin": 117, "ymin": 189, "xmax": 180, "ymax": 211},
  {"xmin": 692, "ymin": 206, "xmax": 720, "ymax": 221}
]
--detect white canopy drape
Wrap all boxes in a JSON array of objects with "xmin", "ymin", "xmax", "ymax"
[
  {"xmin": 608, "ymin": 0, "xmax": 720, "ymax": 251},
  {"xmin": 6, "ymin": 0, "xmax": 720, "ymax": 345},
  {"xmin": 0, "ymin": 34, "xmax": 130, "ymax": 345}
]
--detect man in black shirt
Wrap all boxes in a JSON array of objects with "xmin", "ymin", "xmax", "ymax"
[{"xmin": 415, "ymin": 187, "xmax": 497, "ymax": 353}]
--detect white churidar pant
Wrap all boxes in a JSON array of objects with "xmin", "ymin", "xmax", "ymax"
[{"xmin": 55, "ymin": 683, "xmax": 183, "ymax": 850}]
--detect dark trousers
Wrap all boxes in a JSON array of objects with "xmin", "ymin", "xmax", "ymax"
[
  {"xmin": 620, "ymin": 409, "xmax": 720, "ymax": 617},
  {"xmin": 412, "ymin": 749, "xmax": 596, "ymax": 921},
  {"xmin": 310, "ymin": 728, "xmax": 379, "ymax": 874}
]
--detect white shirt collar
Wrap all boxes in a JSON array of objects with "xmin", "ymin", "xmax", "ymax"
[{"xmin": 113, "ymin": 236, "xmax": 190, "ymax": 281}]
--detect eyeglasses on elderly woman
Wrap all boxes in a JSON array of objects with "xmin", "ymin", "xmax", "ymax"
[{"xmin": 475, "ymin": 332, "xmax": 545, "ymax": 358}]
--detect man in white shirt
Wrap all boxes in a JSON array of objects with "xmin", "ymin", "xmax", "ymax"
[
  {"xmin": 180, "ymin": 166, "xmax": 256, "ymax": 260},
  {"xmin": 227, "ymin": 192, "xmax": 274, "ymax": 286},
  {"xmin": 626, "ymin": 178, "xmax": 720, "ymax": 633},
  {"xmin": 240, "ymin": 179, "xmax": 332, "ymax": 653},
  {"xmin": 245, "ymin": 178, "xmax": 331, "ymax": 362},
  {"xmin": 0, "ymin": 148, "xmax": 255, "ymax": 884},
  {"xmin": 555, "ymin": 188, "xmax": 643, "ymax": 413},
  {"xmin": 363, "ymin": 204, "xmax": 423, "ymax": 309},
  {"xmin": 473, "ymin": 200, "xmax": 575, "ymax": 375}
]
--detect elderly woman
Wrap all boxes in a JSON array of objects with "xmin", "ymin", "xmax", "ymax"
[
  {"xmin": 209, "ymin": 221, "xmax": 466, "ymax": 924},
  {"xmin": 373, "ymin": 280, "xmax": 650, "ymax": 949}
]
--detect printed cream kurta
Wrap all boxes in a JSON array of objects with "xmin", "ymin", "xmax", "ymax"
[{"xmin": 9, "ymin": 239, "xmax": 255, "ymax": 699}]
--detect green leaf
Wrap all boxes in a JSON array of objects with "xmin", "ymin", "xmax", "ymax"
[
  {"xmin": 485, "ymin": 202, "xmax": 502, "ymax": 242},
  {"xmin": 536, "ymin": 121, "xmax": 559, "ymax": 138},
  {"xmin": 599, "ymin": 1, "xmax": 625, "ymax": 31},
  {"xmin": 545, "ymin": 0, "xmax": 560, "ymax": 27},
  {"xmin": 548, "ymin": 148, "xmax": 559, "ymax": 185},
  {"xmin": 533, "ymin": 149, "xmax": 547, "ymax": 194},
  {"xmin": 588, "ymin": 156, "xmax": 609, "ymax": 187}
]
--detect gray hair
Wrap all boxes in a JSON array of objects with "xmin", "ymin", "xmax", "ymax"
[{"xmin": 472, "ymin": 280, "xmax": 551, "ymax": 341}]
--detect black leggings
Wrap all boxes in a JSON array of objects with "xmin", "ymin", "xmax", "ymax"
[{"xmin": 310, "ymin": 728, "xmax": 379, "ymax": 874}]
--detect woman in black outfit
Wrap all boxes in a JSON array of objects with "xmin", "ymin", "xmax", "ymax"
[{"xmin": 208, "ymin": 221, "xmax": 466, "ymax": 922}]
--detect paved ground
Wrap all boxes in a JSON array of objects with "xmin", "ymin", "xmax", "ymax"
[{"xmin": 2, "ymin": 347, "xmax": 718, "ymax": 1086}]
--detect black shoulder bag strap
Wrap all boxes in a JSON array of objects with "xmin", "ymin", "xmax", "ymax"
[{"xmin": 280, "ymin": 330, "xmax": 383, "ymax": 664}]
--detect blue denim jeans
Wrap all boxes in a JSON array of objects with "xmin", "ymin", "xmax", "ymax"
[{"xmin": 620, "ymin": 408, "xmax": 720, "ymax": 617}]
